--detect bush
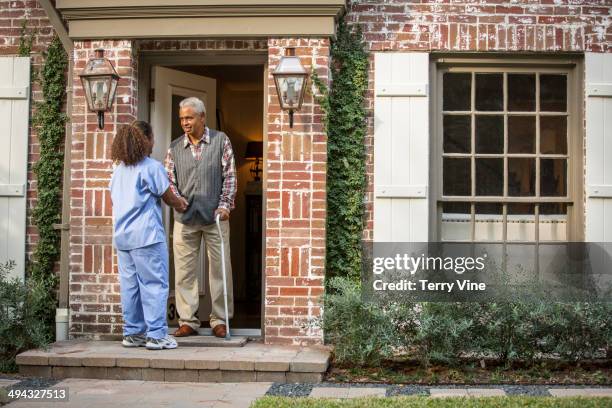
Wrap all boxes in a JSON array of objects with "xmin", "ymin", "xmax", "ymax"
[
  {"xmin": 323, "ymin": 277, "xmax": 612, "ymax": 367},
  {"xmin": 0, "ymin": 261, "xmax": 54, "ymax": 372},
  {"xmin": 322, "ymin": 277, "xmax": 401, "ymax": 366}
]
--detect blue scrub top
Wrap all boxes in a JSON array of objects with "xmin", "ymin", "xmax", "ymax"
[{"xmin": 110, "ymin": 157, "xmax": 170, "ymax": 251}]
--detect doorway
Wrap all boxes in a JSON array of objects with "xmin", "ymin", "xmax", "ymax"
[{"xmin": 147, "ymin": 58, "xmax": 266, "ymax": 335}]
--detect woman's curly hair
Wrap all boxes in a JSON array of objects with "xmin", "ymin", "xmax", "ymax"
[{"xmin": 111, "ymin": 121, "xmax": 153, "ymax": 165}]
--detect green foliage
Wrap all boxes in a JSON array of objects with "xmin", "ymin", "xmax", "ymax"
[
  {"xmin": 28, "ymin": 36, "xmax": 67, "ymax": 336},
  {"xmin": 312, "ymin": 20, "xmax": 369, "ymax": 282},
  {"xmin": 31, "ymin": 36, "xmax": 66, "ymax": 284},
  {"xmin": 17, "ymin": 20, "xmax": 34, "ymax": 57},
  {"xmin": 323, "ymin": 277, "xmax": 612, "ymax": 368},
  {"xmin": 253, "ymin": 396, "xmax": 612, "ymax": 408},
  {"xmin": 0, "ymin": 262, "xmax": 53, "ymax": 372},
  {"xmin": 321, "ymin": 278, "xmax": 399, "ymax": 366}
]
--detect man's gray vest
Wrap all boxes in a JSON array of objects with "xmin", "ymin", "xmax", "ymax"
[{"xmin": 170, "ymin": 129, "xmax": 226, "ymax": 226}]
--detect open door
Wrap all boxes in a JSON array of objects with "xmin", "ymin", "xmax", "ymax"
[{"xmin": 150, "ymin": 66, "xmax": 217, "ymax": 328}]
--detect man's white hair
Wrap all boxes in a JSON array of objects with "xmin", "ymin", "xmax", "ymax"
[{"xmin": 179, "ymin": 97, "xmax": 206, "ymax": 116}]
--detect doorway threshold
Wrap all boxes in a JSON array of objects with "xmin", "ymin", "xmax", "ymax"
[
  {"xmin": 194, "ymin": 328, "xmax": 262, "ymax": 337},
  {"xmin": 167, "ymin": 327, "xmax": 261, "ymax": 338},
  {"xmin": 175, "ymin": 335, "xmax": 248, "ymax": 348}
]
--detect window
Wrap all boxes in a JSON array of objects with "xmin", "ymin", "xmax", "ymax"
[{"xmin": 435, "ymin": 62, "xmax": 582, "ymax": 243}]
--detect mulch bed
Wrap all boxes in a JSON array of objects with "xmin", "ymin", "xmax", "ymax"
[{"xmin": 327, "ymin": 359, "xmax": 612, "ymax": 385}]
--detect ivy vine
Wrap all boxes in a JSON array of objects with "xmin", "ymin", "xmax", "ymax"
[
  {"xmin": 17, "ymin": 20, "xmax": 34, "ymax": 57},
  {"xmin": 313, "ymin": 21, "xmax": 369, "ymax": 282},
  {"xmin": 30, "ymin": 35, "xmax": 67, "ymax": 327}
]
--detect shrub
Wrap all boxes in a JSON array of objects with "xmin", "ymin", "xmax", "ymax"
[
  {"xmin": 0, "ymin": 262, "xmax": 53, "ymax": 372},
  {"xmin": 322, "ymin": 277, "xmax": 400, "ymax": 366},
  {"xmin": 323, "ymin": 276, "xmax": 612, "ymax": 367}
]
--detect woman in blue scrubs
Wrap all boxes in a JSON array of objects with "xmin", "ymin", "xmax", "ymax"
[{"xmin": 110, "ymin": 121, "xmax": 188, "ymax": 350}]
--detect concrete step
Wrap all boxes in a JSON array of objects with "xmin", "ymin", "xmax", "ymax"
[{"xmin": 16, "ymin": 340, "xmax": 329, "ymax": 383}]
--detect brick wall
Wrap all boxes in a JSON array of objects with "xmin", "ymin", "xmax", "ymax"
[
  {"xmin": 68, "ymin": 38, "xmax": 329, "ymax": 345},
  {"xmin": 69, "ymin": 40, "xmax": 138, "ymax": 338},
  {"xmin": 0, "ymin": 0, "xmax": 55, "ymax": 262},
  {"xmin": 265, "ymin": 38, "xmax": 329, "ymax": 345},
  {"xmin": 344, "ymin": 0, "xmax": 612, "ymax": 241}
]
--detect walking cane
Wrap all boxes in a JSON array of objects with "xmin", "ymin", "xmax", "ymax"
[{"xmin": 215, "ymin": 213, "xmax": 231, "ymax": 340}]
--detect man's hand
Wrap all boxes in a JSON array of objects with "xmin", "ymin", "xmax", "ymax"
[{"xmin": 214, "ymin": 207, "xmax": 230, "ymax": 221}]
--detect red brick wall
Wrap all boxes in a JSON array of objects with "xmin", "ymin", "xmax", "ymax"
[
  {"xmin": 68, "ymin": 38, "xmax": 330, "ymax": 345},
  {"xmin": 265, "ymin": 38, "xmax": 329, "ymax": 345},
  {"xmin": 0, "ymin": 0, "xmax": 55, "ymax": 262},
  {"xmin": 69, "ymin": 40, "xmax": 138, "ymax": 338},
  {"xmin": 344, "ymin": 0, "xmax": 612, "ymax": 241}
]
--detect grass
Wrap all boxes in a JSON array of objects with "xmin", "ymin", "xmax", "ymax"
[{"xmin": 252, "ymin": 396, "xmax": 612, "ymax": 408}]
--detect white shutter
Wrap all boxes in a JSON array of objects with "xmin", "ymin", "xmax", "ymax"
[
  {"xmin": 0, "ymin": 57, "xmax": 30, "ymax": 279},
  {"xmin": 586, "ymin": 53, "xmax": 612, "ymax": 242},
  {"xmin": 374, "ymin": 53, "xmax": 429, "ymax": 242}
]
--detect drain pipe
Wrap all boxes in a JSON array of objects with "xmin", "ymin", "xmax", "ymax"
[{"xmin": 38, "ymin": 0, "xmax": 73, "ymax": 342}]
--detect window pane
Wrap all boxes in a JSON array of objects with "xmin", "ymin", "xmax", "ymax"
[
  {"xmin": 476, "ymin": 158, "xmax": 503, "ymax": 196},
  {"xmin": 508, "ymin": 158, "xmax": 535, "ymax": 196},
  {"xmin": 475, "ymin": 203, "xmax": 503, "ymax": 241},
  {"xmin": 541, "ymin": 159, "xmax": 567, "ymax": 196},
  {"xmin": 539, "ymin": 203, "xmax": 567, "ymax": 241},
  {"xmin": 443, "ymin": 73, "xmax": 471, "ymax": 111},
  {"xmin": 476, "ymin": 115, "xmax": 503, "ymax": 154},
  {"xmin": 540, "ymin": 74, "xmax": 567, "ymax": 112},
  {"xmin": 508, "ymin": 116, "xmax": 535, "ymax": 153},
  {"xmin": 540, "ymin": 116, "xmax": 567, "ymax": 154},
  {"xmin": 508, "ymin": 74, "xmax": 535, "ymax": 111},
  {"xmin": 507, "ymin": 203, "xmax": 535, "ymax": 241},
  {"xmin": 444, "ymin": 115, "xmax": 471, "ymax": 153},
  {"xmin": 475, "ymin": 73, "xmax": 503, "ymax": 111},
  {"xmin": 441, "ymin": 202, "xmax": 471, "ymax": 241},
  {"xmin": 444, "ymin": 158, "xmax": 471, "ymax": 196}
]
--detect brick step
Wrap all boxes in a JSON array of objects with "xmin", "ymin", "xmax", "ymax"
[{"xmin": 16, "ymin": 340, "xmax": 329, "ymax": 383}]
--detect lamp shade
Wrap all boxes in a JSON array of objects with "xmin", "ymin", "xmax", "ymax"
[{"xmin": 244, "ymin": 141, "xmax": 263, "ymax": 160}]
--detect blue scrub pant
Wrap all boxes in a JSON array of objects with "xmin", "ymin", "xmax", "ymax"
[{"xmin": 117, "ymin": 242, "xmax": 169, "ymax": 339}]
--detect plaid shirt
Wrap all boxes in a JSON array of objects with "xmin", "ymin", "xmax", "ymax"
[{"xmin": 164, "ymin": 127, "xmax": 236, "ymax": 211}]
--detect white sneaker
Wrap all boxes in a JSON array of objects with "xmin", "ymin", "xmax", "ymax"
[
  {"xmin": 146, "ymin": 335, "xmax": 178, "ymax": 350},
  {"xmin": 122, "ymin": 334, "xmax": 146, "ymax": 348}
]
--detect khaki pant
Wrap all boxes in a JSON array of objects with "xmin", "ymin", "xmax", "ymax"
[{"xmin": 173, "ymin": 220, "xmax": 233, "ymax": 330}]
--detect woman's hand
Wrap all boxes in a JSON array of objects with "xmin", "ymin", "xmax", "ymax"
[{"xmin": 162, "ymin": 188, "xmax": 189, "ymax": 213}]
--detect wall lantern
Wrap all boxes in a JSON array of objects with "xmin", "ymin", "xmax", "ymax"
[
  {"xmin": 244, "ymin": 141, "xmax": 263, "ymax": 181},
  {"xmin": 271, "ymin": 47, "xmax": 308, "ymax": 128},
  {"xmin": 78, "ymin": 49, "xmax": 120, "ymax": 130}
]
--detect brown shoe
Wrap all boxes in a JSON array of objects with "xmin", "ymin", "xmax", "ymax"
[
  {"xmin": 212, "ymin": 324, "xmax": 227, "ymax": 338},
  {"xmin": 173, "ymin": 325, "xmax": 196, "ymax": 337}
]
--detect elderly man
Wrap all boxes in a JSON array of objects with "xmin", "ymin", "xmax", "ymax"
[{"xmin": 164, "ymin": 97, "xmax": 236, "ymax": 338}]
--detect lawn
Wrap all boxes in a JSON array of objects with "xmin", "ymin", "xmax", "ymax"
[{"xmin": 252, "ymin": 396, "xmax": 612, "ymax": 408}]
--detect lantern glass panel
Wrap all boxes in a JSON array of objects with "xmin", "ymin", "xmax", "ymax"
[
  {"xmin": 92, "ymin": 78, "xmax": 110, "ymax": 111},
  {"xmin": 276, "ymin": 75, "xmax": 305, "ymax": 109},
  {"xmin": 81, "ymin": 77, "xmax": 94, "ymax": 111},
  {"xmin": 107, "ymin": 77, "xmax": 118, "ymax": 110}
]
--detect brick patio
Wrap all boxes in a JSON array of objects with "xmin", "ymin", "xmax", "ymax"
[{"xmin": 16, "ymin": 340, "xmax": 329, "ymax": 383}]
